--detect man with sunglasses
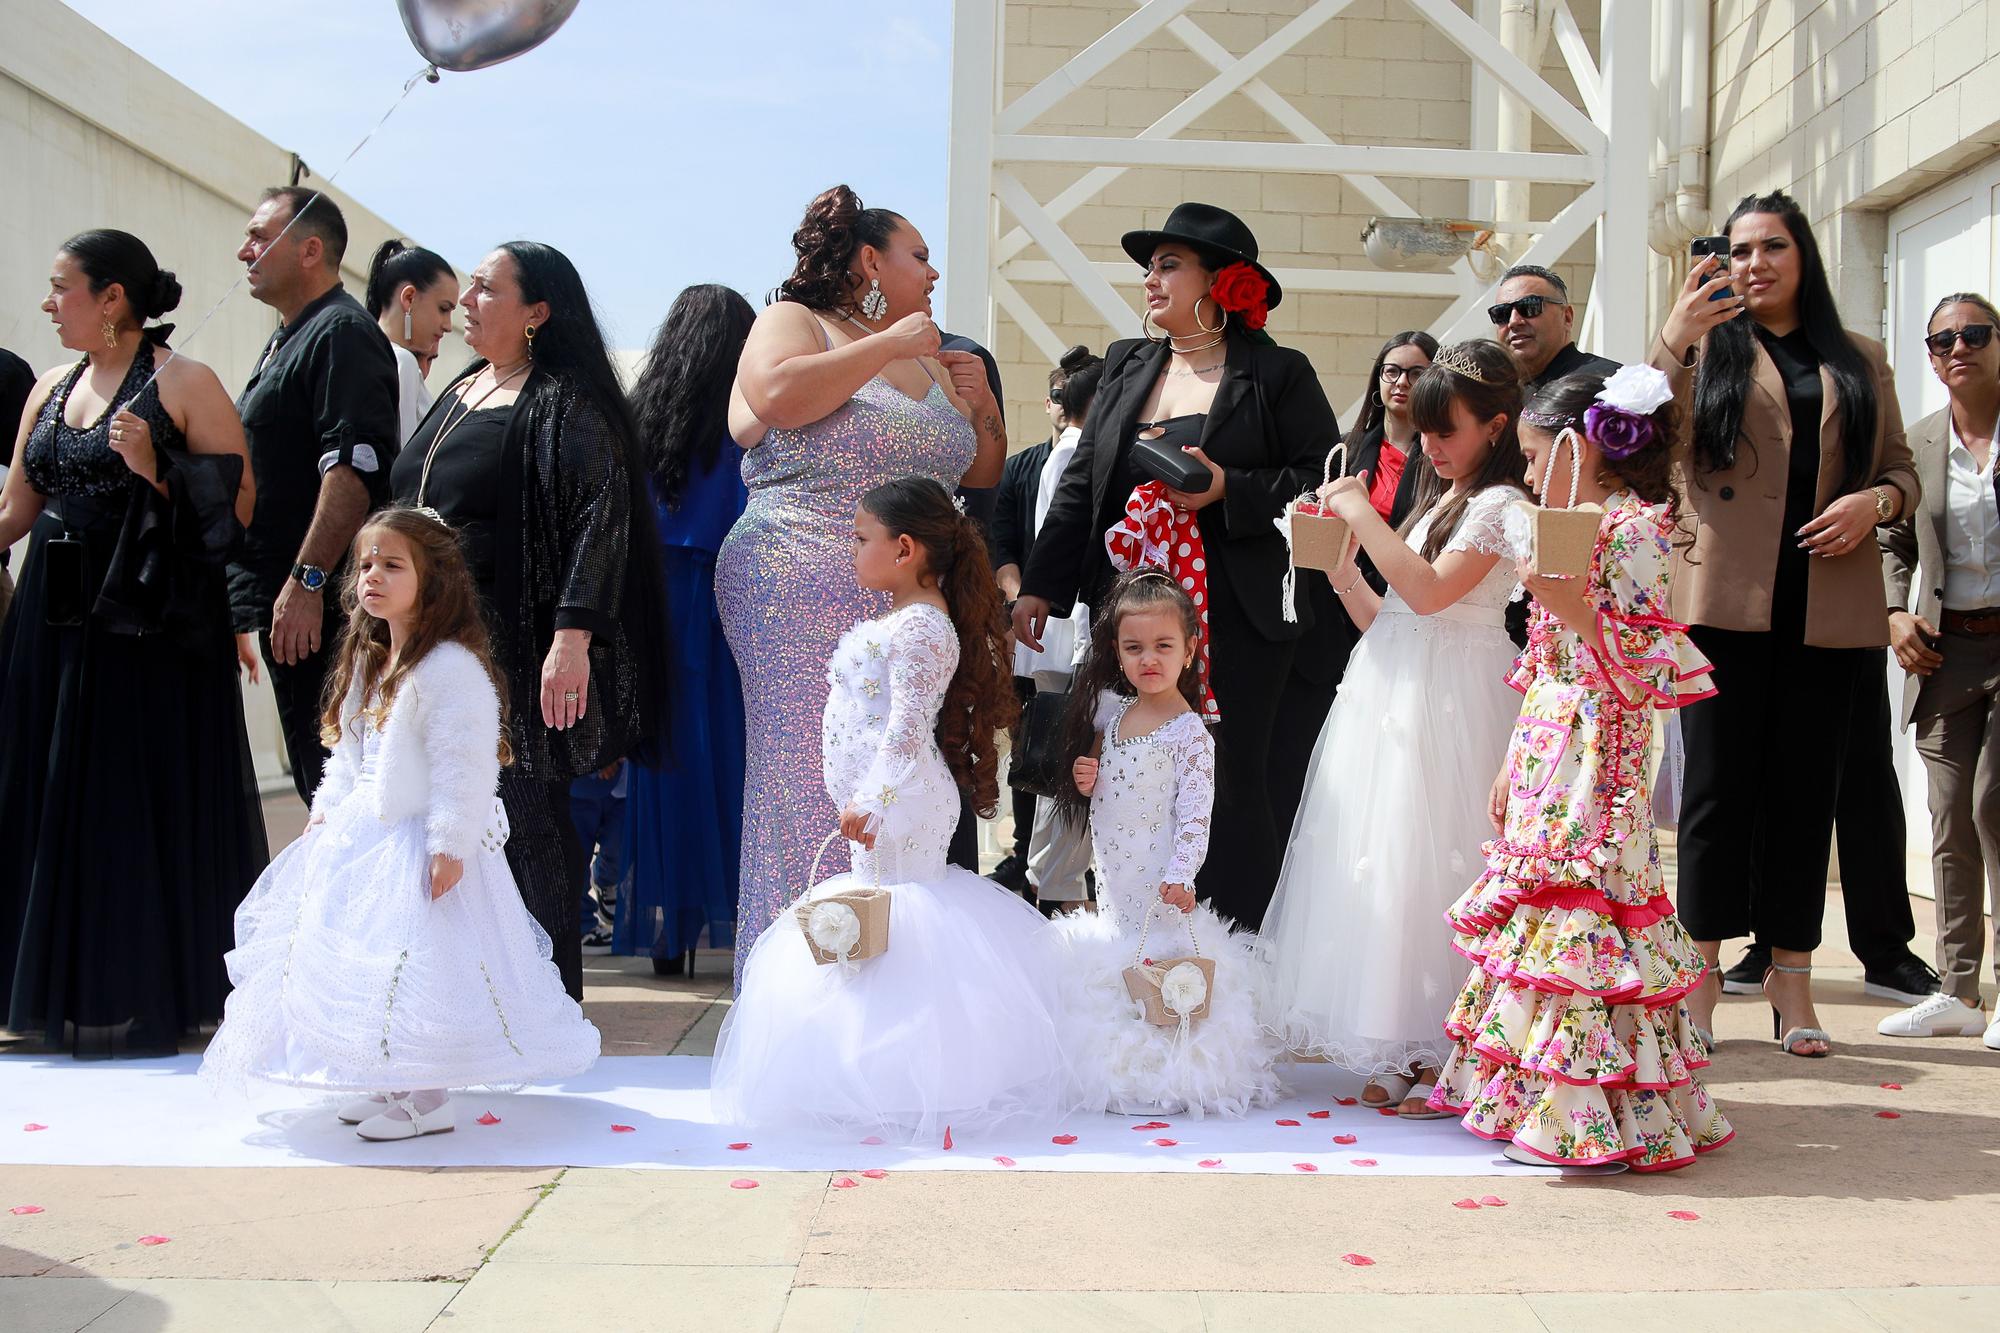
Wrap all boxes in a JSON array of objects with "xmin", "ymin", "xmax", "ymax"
[{"xmin": 1487, "ymin": 264, "xmax": 1616, "ymax": 390}]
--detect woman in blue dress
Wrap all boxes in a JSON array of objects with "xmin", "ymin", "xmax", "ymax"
[{"xmin": 619, "ymin": 284, "xmax": 757, "ymax": 974}]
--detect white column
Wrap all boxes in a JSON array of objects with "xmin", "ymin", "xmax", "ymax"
[
  {"xmin": 1596, "ymin": 0, "xmax": 1652, "ymax": 361},
  {"xmin": 945, "ymin": 0, "xmax": 1000, "ymax": 342}
]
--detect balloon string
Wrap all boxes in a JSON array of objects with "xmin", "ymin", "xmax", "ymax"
[{"xmin": 122, "ymin": 64, "xmax": 438, "ymax": 408}]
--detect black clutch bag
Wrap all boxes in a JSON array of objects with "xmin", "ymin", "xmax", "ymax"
[
  {"xmin": 1009, "ymin": 688, "xmax": 1072, "ymax": 799},
  {"xmin": 1130, "ymin": 435, "xmax": 1212, "ymax": 493}
]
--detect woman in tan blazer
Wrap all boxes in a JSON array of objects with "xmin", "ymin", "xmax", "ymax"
[
  {"xmin": 1653, "ymin": 191, "xmax": 1919, "ymax": 1058},
  {"xmin": 1877, "ymin": 293, "xmax": 2000, "ymax": 1049}
]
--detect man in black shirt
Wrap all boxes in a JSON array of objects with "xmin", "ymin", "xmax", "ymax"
[
  {"xmin": 1487, "ymin": 264, "xmax": 1618, "ymax": 391},
  {"xmin": 229, "ymin": 186, "xmax": 401, "ymax": 801}
]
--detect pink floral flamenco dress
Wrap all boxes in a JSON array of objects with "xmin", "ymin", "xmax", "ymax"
[{"xmin": 1429, "ymin": 492, "xmax": 1734, "ymax": 1171}]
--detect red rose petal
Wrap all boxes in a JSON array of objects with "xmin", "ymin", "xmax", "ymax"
[
  {"xmin": 1051, "ymin": 1134, "xmax": 1078, "ymax": 1145},
  {"xmin": 1292, "ymin": 1162, "xmax": 1318, "ymax": 1172},
  {"xmin": 860, "ymin": 1135, "xmax": 885, "ymax": 1145},
  {"xmin": 1133, "ymin": 1121, "xmax": 1171, "ymax": 1130},
  {"xmin": 861, "ymin": 1168, "xmax": 888, "ymax": 1179},
  {"xmin": 1478, "ymin": 1195, "xmax": 1508, "ymax": 1207},
  {"xmin": 942, "ymin": 1126, "xmax": 953, "ymax": 1150},
  {"xmin": 610, "ymin": 1124, "xmax": 636, "ymax": 1133},
  {"xmin": 1275, "ymin": 1118, "xmax": 1301, "ymax": 1127},
  {"xmin": 832, "ymin": 1177, "xmax": 859, "ymax": 1189},
  {"xmin": 1151, "ymin": 1137, "xmax": 1178, "ymax": 1147},
  {"xmin": 1198, "ymin": 1158, "xmax": 1223, "ymax": 1168},
  {"xmin": 138, "ymin": 1235, "xmax": 171, "ymax": 1246},
  {"xmin": 1452, "ymin": 1198, "xmax": 1481, "ymax": 1209},
  {"xmin": 1350, "ymin": 1158, "xmax": 1378, "ymax": 1168},
  {"xmin": 1880, "ymin": 1082, "xmax": 1903, "ymax": 1090},
  {"xmin": 1341, "ymin": 1253, "xmax": 1375, "ymax": 1267},
  {"xmin": 992, "ymin": 1155, "xmax": 1016, "ymax": 1167},
  {"xmin": 475, "ymin": 1112, "xmax": 501, "ymax": 1126},
  {"xmin": 1333, "ymin": 1134, "xmax": 1359, "ymax": 1145},
  {"xmin": 1875, "ymin": 1111, "xmax": 1902, "ymax": 1119},
  {"xmin": 21, "ymin": 1124, "xmax": 46, "ymax": 1132},
  {"xmin": 1667, "ymin": 1210, "xmax": 1700, "ymax": 1221},
  {"xmin": 10, "ymin": 1205, "xmax": 44, "ymax": 1215},
  {"xmin": 727, "ymin": 1142, "xmax": 751, "ymax": 1151},
  {"xmin": 1333, "ymin": 1097, "xmax": 1358, "ymax": 1106},
  {"xmin": 1307, "ymin": 1110, "xmax": 1331, "ymax": 1119},
  {"xmin": 1375, "ymin": 1107, "xmax": 1400, "ymax": 1117},
  {"xmin": 728, "ymin": 1179, "xmax": 759, "ymax": 1190}
]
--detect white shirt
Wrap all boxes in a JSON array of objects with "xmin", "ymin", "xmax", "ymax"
[
  {"xmin": 1014, "ymin": 425, "xmax": 1090, "ymax": 676},
  {"xmin": 1942, "ymin": 417, "xmax": 2000, "ymax": 610},
  {"xmin": 391, "ymin": 344, "xmax": 435, "ymax": 447}
]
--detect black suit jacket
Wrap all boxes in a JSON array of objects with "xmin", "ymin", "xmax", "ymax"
[
  {"xmin": 990, "ymin": 438, "xmax": 1052, "ymax": 572},
  {"xmin": 1023, "ymin": 334, "xmax": 1338, "ymax": 642}
]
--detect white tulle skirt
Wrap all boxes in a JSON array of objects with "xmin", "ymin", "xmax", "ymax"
[
  {"xmin": 1054, "ymin": 905, "xmax": 1283, "ymax": 1119},
  {"xmin": 710, "ymin": 865, "xmax": 1074, "ymax": 1141},
  {"xmin": 200, "ymin": 791, "xmax": 600, "ymax": 1095},
  {"xmin": 1262, "ymin": 604, "xmax": 1522, "ymax": 1075}
]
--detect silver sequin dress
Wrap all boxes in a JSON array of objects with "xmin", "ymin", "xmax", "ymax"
[{"xmin": 715, "ymin": 368, "xmax": 974, "ymax": 984}]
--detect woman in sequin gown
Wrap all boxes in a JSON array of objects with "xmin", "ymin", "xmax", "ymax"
[{"xmin": 718, "ymin": 185, "xmax": 1006, "ymax": 983}]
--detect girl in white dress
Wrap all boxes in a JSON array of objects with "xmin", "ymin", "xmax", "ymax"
[
  {"xmin": 1262, "ymin": 340, "xmax": 1530, "ymax": 1117},
  {"xmin": 711, "ymin": 478, "xmax": 1070, "ymax": 1142},
  {"xmin": 201, "ymin": 507, "xmax": 599, "ymax": 1139},
  {"xmin": 1052, "ymin": 570, "xmax": 1283, "ymax": 1118}
]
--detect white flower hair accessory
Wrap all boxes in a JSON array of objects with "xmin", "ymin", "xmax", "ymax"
[
  {"xmin": 1583, "ymin": 363, "xmax": 1675, "ymax": 460},
  {"xmin": 951, "ymin": 493, "xmax": 968, "ymax": 516},
  {"xmin": 1596, "ymin": 364, "xmax": 1674, "ymax": 415}
]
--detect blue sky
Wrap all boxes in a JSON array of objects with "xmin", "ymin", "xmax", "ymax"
[{"xmin": 60, "ymin": 0, "xmax": 955, "ymax": 351}]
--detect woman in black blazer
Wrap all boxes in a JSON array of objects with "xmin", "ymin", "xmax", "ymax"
[{"xmin": 1013, "ymin": 204, "xmax": 1337, "ymax": 929}]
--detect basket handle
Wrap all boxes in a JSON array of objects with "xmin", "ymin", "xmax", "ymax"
[
  {"xmin": 1320, "ymin": 441, "xmax": 1348, "ymax": 489},
  {"xmin": 1539, "ymin": 426, "xmax": 1583, "ymax": 510},
  {"xmin": 1132, "ymin": 896, "xmax": 1201, "ymax": 967},
  {"xmin": 807, "ymin": 827, "xmax": 883, "ymax": 894}
]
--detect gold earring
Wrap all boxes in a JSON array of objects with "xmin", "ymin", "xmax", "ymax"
[
  {"xmin": 101, "ymin": 319, "xmax": 118, "ymax": 348},
  {"xmin": 524, "ymin": 323, "xmax": 537, "ymax": 356},
  {"xmin": 1141, "ymin": 309, "xmax": 1165, "ymax": 344},
  {"xmin": 1192, "ymin": 298, "xmax": 1225, "ymax": 336}
]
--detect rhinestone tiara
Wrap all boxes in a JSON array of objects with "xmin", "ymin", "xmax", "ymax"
[{"xmin": 1432, "ymin": 342, "xmax": 1504, "ymax": 385}]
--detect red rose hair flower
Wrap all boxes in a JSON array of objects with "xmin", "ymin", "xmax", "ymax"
[{"xmin": 1209, "ymin": 262, "xmax": 1270, "ymax": 331}]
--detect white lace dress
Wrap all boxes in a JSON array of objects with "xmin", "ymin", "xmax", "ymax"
[
  {"xmin": 710, "ymin": 603, "xmax": 1071, "ymax": 1140},
  {"xmin": 1054, "ymin": 691, "xmax": 1284, "ymax": 1118},
  {"xmin": 1262, "ymin": 485, "xmax": 1527, "ymax": 1075}
]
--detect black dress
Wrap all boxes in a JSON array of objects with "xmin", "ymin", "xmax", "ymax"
[{"xmin": 0, "ymin": 354, "xmax": 269, "ymax": 1057}]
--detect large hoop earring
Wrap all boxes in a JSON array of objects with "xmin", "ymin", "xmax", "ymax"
[
  {"xmin": 1192, "ymin": 297, "xmax": 1226, "ymax": 336},
  {"xmin": 1141, "ymin": 308, "xmax": 1166, "ymax": 344}
]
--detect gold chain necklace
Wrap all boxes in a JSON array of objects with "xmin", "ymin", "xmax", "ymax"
[{"xmin": 415, "ymin": 362, "xmax": 527, "ymax": 506}]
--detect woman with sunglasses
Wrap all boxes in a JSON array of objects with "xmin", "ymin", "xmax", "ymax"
[
  {"xmin": 1877, "ymin": 293, "xmax": 2000, "ymax": 1050},
  {"xmin": 1652, "ymin": 190, "xmax": 1918, "ymax": 1058}
]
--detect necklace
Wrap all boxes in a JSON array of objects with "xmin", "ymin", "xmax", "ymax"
[
  {"xmin": 415, "ymin": 361, "xmax": 527, "ymax": 505},
  {"xmin": 1166, "ymin": 330, "xmax": 1225, "ymax": 355}
]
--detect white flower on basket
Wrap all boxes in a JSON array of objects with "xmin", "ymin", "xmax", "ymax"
[
  {"xmin": 1160, "ymin": 960, "xmax": 1210, "ymax": 1017},
  {"xmin": 806, "ymin": 900, "xmax": 863, "ymax": 960},
  {"xmin": 1596, "ymin": 364, "xmax": 1674, "ymax": 415},
  {"xmin": 1502, "ymin": 498, "xmax": 1536, "ymax": 564}
]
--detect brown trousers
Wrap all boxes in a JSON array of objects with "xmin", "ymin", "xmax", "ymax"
[{"xmin": 1912, "ymin": 628, "xmax": 2000, "ymax": 1005}]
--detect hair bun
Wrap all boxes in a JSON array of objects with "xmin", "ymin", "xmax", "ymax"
[
  {"xmin": 1058, "ymin": 344, "xmax": 1094, "ymax": 373},
  {"xmin": 148, "ymin": 269, "xmax": 183, "ymax": 318}
]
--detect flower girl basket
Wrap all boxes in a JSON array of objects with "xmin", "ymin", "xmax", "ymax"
[
  {"xmin": 1525, "ymin": 426, "xmax": 1603, "ymax": 577},
  {"xmin": 795, "ymin": 829, "xmax": 891, "ymax": 969},
  {"xmin": 1277, "ymin": 442, "xmax": 1353, "ymax": 623},
  {"xmin": 1121, "ymin": 900, "xmax": 1215, "ymax": 1027}
]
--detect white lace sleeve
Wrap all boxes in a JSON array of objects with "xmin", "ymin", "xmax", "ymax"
[
  {"xmin": 1160, "ymin": 718, "xmax": 1217, "ymax": 886},
  {"xmin": 1443, "ymin": 484, "xmax": 1525, "ymax": 559},
  {"xmin": 1093, "ymin": 689, "xmax": 1127, "ymax": 736},
  {"xmin": 849, "ymin": 608, "xmax": 959, "ymax": 833}
]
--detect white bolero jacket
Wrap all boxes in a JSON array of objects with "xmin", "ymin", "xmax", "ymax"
[{"xmin": 309, "ymin": 640, "xmax": 507, "ymax": 862}]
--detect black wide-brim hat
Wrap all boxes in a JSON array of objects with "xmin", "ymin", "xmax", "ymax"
[{"xmin": 1120, "ymin": 201, "xmax": 1283, "ymax": 310}]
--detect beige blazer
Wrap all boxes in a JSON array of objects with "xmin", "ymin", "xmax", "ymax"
[
  {"xmin": 1880, "ymin": 407, "xmax": 1958, "ymax": 728},
  {"xmin": 1650, "ymin": 328, "xmax": 1919, "ymax": 648}
]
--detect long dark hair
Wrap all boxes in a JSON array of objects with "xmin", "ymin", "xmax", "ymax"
[
  {"xmin": 1692, "ymin": 192, "xmax": 1877, "ymax": 493},
  {"xmin": 630, "ymin": 284, "xmax": 756, "ymax": 507},
  {"xmin": 1048, "ymin": 345, "xmax": 1105, "ymax": 423},
  {"xmin": 857, "ymin": 478, "xmax": 1018, "ymax": 815},
  {"xmin": 778, "ymin": 185, "xmax": 905, "ymax": 315},
  {"xmin": 61, "ymin": 229, "xmax": 182, "ymax": 344},
  {"xmin": 1404, "ymin": 339, "xmax": 1529, "ymax": 561},
  {"xmin": 1053, "ymin": 570, "xmax": 1206, "ymax": 829},
  {"xmin": 496, "ymin": 241, "xmax": 642, "ymax": 448},
  {"xmin": 364, "ymin": 239, "xmax": 454, "ymax": 319},
  {"xmin": 1522, "ymin": 371, "xmax": 1682, "ymax": 512},
  {"xmin": 1347, "ymin": 330, "xmax": 1439, "ymax": 446}
]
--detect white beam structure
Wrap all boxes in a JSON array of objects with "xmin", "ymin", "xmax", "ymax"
[{"xmin": 947, "ymin": 0, "xmax": 1653, "ymax": 369}]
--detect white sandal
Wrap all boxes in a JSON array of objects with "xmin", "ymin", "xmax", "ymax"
[
  {"xmin": 1397, "ymin": 1079, "xmax": 1450, "ymax": 1119},
  {"xmin": 1361, "ymin": 1072, "xmax": 1414, "ymax": 1107}
]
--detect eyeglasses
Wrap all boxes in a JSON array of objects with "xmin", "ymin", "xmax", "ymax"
[
  {"xmin": 1925, "ymin": 324, "xmax": 1995, "ymax": 356},
  {"xmin": 1487, "ymin": 295, "xmax": 1567, "ymax": 324},
  {"xmin": 1379, "ymin": 363, "xmax": 1427, "ymax": 384}
]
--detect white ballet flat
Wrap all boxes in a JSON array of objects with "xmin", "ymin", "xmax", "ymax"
[
  {"xmin": 336, "ymin": 1094, "xmax": 391, "ymax": 1125},
  {"xmin": 355, "ymin": 1097, "xmax": 456, "ymax": 1141}
]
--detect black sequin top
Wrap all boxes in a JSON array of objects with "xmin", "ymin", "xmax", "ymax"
[{"xmin": 24, "ymin": 354, "xmax": 181, "ymax": 502}]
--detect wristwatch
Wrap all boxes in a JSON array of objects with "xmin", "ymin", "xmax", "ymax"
[
  {"xmin": 290, "ymin": 561, "xmax": 328, "ymax": 592},
  {"xmin": 1872, "ymin": 486, "xmax": 1895, "ymax": 523}
]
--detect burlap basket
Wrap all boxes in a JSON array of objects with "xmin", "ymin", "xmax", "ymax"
[
  {"xmin": 795, "ymin": 829, "xmax": 890, "ymax": 968},
  {"xmin": 1284, "ymin": 442, "xmax": 1352, "ymax": 574},
  {"xmin": 1121, "ymin": 900, "xmax": 1215, "ymax": 1027},
  {"xmin": 1527, "ymin": 428, "xmax": 1604, "ymax": 578}
]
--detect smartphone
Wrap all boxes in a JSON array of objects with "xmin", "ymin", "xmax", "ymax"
[{"xmin": 1690, "ymin": 235, "xmax": 1733, "ymax": 301}]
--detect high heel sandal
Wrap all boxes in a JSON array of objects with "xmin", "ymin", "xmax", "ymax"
[
  {"xmin": 1763, "ymin": 963, "xmax": 1832, "ymax": 1058},
  {"xmin": 1689, "ymin": 970, "xmax": 1720, "ymax": 1054}
]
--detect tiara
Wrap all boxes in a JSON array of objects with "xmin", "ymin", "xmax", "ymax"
[
  {"xmin": 1520, "ymin": 407, "xmax": 1572, "ymax": 430},
  {"xmin": 1432, "ymin": 343, "xmax": 1503, "ymax": 385}
]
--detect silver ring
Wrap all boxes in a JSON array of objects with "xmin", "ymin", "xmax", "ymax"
[{"xmin": 563, "ymin": 690, "xmax": 579, "ymax": 701}]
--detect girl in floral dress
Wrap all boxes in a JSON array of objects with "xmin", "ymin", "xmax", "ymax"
[{"xmin": 1429, "ymin": 367, "xmax": 1735, "ymax": 1171}]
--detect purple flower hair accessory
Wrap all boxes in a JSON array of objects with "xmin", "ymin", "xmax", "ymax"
[{"xmin": 1583, "ymin": 403, "xmax": 1655, "ymax": 459}]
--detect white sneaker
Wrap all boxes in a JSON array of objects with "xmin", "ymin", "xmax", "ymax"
[
  {"xmin": 355, "ymin": 1096, "xmax": 456, "ymax": 1141},
  {"xmin": 1985, "ymin": 1016, "xmax": 2000, "ymax": 1051},
  {"xmin": 1876, "ymin": 993, "xmax": 1988, "ymax": 1038},
  {"xmin": 336, "ymin": 1094, "xmax": 391, "ymax": 1125}
]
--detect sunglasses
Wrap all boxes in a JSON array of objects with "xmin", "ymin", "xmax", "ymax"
[
  {"xmin": 1379, "ymin": 363, "xmax": 1427, "ymax": 384},
  {"xmin": 1487, "ymin": 295, "xmax": 1566, "ymax": 324},
  {"xmin": 1925, "ymin": 325, "xmax": 1995, "ymax": 356}
]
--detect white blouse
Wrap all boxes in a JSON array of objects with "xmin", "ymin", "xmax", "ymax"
[{"xmin": 1943, "ymin": 418, "xmax": 2000, "ymax": 611}]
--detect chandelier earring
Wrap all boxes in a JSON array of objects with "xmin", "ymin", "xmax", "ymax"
[
  {"xmin": 101, "ymin": 318, "xmax": 118, "ymax": 348},
  {"xmin": 860, "ymin": 277, "xmax": 888, "ymax": 322}
]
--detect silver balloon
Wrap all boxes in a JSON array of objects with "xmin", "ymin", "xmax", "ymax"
[{"xmin": 396, "ymin": 0, "xmax": 582, "ymax": 73}]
